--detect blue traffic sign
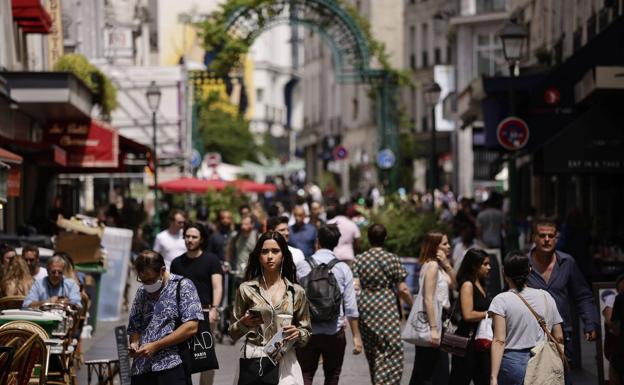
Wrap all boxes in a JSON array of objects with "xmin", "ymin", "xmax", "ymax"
[
  {"xmin": 376, "ymin": 149, "xmax": 396, "ymax": 169},
  {"xmin": 190, "ymin": 149, "xmax": 202, "ymax": 168}
]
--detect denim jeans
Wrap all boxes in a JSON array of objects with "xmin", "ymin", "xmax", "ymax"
[{"xmin": 498, "ymin": 349, "xmax": 531, "ymax": 385}]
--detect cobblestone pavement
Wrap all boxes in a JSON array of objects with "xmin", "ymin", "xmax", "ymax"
[{"xmin": 77, "ymin": 318, "xmax": 599, "ymax": 385}]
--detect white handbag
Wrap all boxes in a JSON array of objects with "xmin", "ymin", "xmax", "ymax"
[
  {"xmin": 401, "ymin": 263, "xmax": 442, "ymax": 346},
  {"xmin": 474, "ymin": 312, "xmax": 493, "ymax": 351}
]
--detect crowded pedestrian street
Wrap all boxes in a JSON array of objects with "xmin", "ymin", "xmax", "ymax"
[{"xmin": 2, "ymin": 0, "xmax": 624, "ymax": 385}]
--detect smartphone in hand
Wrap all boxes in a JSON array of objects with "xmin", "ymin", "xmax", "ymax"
[{"xmin": 248, "ymin": 308, "xmax": 263, "ymax": 321}]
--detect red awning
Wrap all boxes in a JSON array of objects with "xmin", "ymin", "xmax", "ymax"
[
  {"xmin": 0, "ymin": 147, "xmax": 23, "ymax": 165},
  {"xmin": 0, "ymin": 135, "xmax": 67, "ymax": 166},
  {"xmin": 45, "ymin": 120, "xmax": 119, "ymax": 168},
  {"xmin": 157, "ymin": 177, "xmax": 228, "ymax": 193},
  {"xmin": 232, "ymin": 179, "xmax": 276, "ymax": 193},
  {"xmin": 11, "ymin": 0, "xmax": 52, "ymax": 34}
]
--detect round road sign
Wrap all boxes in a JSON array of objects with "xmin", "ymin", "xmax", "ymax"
[
  {"xmin": 190, "ymin": 149, "xmax": 202, "ymax": 168},
  {"xmin": 333, "ymin": 145, "xmax": 348, "ymax": 160},
  {"xmin": 376, "ymin": 149, "xmax": 396, "ymax": 169},
  {"xmin": 497, "ymin": 117, "xmax": 530, "ymax": 151}
]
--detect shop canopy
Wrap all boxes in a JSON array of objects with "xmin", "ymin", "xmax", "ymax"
[
  {"xmin": 156, "ymin": 177, "xmax": 275, "ymax": 194},
  {"xmin": 157, "ymin": 177, "xmax": 228, "ymax": 193},
  {"xmin": 231, "ymin": 179, "xmax": 277, "ymax": 193}
]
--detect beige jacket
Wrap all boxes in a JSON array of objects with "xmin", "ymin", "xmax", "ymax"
[{"xmin": 229, "ymin": 278, "xmax": 311, "ymax": 348}]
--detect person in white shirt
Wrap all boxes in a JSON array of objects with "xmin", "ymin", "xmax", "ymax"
[
  {"xmin": 22, "ymin": 245, "xmax": 47, "ymax": 281},
  {"xmin": 267, "ymin": 216, "xmax": 305, "ymax": 277},
  {"xmin": 153, "ymin": 209, "xmax": 187, "ymax": 271},
  {"xmin": 489, "ymin": 251, "xmax": 564, "ymax": 385}
]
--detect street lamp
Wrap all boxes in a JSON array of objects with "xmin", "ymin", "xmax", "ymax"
[
  {"xmin": 146, "ymin": 81, "xmax": 162, "ymax": 237},
  {"xmin": 499, "ymin": 17, "xmax": 527, "ymax": 250},
  {"xmin": 424, "ymin": 82, "xmax": 441, "ymax": 212}
]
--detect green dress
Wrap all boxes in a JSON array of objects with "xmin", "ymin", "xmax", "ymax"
[{"xmin": 353, "ymin": 247, "xmax": 408, "ymax": 385}]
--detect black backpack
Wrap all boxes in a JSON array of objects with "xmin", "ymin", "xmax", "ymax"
[{"xmin": 300, "ymin": 257, "xmax": 343, "ymax": 322}]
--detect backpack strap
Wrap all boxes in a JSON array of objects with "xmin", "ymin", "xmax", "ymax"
[
  {"xmin": 325, "ymin": 259, "xmax": 342, "ymax": 270},
  {"xmin": 305, "ymin": 257, "xmax": 318, "ymax": 269}
]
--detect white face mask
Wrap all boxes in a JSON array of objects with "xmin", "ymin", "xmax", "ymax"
[{"xmin": 143, "ymin": 277, "xmax": 163, "ymax": 293}]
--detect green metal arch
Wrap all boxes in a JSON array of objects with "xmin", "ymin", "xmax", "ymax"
[
  {"xmin": 213, "ymin": 0, "xmax": 400, "ymax": 188},
  {"xmin": 223, "ymin": 0, "xmax": 376, "ymax": 82}
]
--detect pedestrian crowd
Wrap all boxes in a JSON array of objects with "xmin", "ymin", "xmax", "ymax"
[{"xmin": 3, "ymin": 186, "xmax": 620, "ymax": 385}]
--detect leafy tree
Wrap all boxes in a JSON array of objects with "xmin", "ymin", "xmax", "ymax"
[{"xmin": 198, "ymin": 92, "xmax": 273, "ymax": 165}]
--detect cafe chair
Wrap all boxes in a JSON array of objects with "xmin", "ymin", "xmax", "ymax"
[
  {"xmin": 39, "ymin": 304, "xmax": 80, "ymax": 385},
  {"xmin": 0, "ymin": 346, "xmax": 16, "ymax": 385},
  {"xmin": 0, "ymin": 328, "xmax": 47, "ymax": 385},
  {"xmin": 0, "ymin": 296, "xmax": 25, "ymax": 311},
  {"xmin": 0, "ymin": 321, "xmax": 50, "ymax": 383}
]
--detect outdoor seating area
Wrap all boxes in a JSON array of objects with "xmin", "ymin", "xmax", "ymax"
[{"xmin": 0, "ymin": 298, "xmax": 86, "ymax": 385}]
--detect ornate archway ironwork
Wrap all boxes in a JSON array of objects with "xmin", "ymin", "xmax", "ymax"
[{"xmin": 195, "ymin": 0, "xmax": 400, "ymax": 187}]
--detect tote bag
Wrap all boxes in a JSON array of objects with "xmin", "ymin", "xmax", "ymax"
[
  {"xmin": 176, "ymin": 279, "xmax": 220, "ymax": 373},
  {"xmin": 514, "ymin": 291, "xmax": 566, "ymax": 385},
  {"xmin": 401, "ymin": 263, "xmax": 443, "ymax": 346}
]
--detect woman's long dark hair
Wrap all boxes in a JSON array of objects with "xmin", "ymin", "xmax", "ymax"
[
  {"xmin": 503, "ymin": 251, "xmax": 530, "ymax": 290},
  {"xmin": 244, "ymin": 231, "xmax": 297, "ymax": 283},
  {"xmin": 456, "ymin": 248, "xmax": 489, "ymax": 286}
]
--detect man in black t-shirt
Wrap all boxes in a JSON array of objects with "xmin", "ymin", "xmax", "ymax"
[{"xmin": 170, "ymin": 222, "xmax": 223, "ymax": 385}]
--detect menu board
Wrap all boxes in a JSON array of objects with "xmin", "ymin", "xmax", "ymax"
[{"xmin": 115, "ymin": 326, "xmax": 131, "ymax": 385}]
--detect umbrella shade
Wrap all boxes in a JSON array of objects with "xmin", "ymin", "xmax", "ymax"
[
  {"xmin": 157, "ymin": 177, "xmax": 227, "ymax": 193},
  {"xmin": 232, "ymin": 179, "xmax": 276, "ymax": 193}
]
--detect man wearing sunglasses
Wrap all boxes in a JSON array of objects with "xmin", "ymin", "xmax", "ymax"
[
  {"xmin": 22, "ymin": 256, "xmax": 82, "ymax": 309},
  {"xmin": 154, "ymin": 209, "xmax": 188, "ymax": 271},
  {"xmin": 527, "ymin": 217, "xmax": 599, "ymax": 384}
]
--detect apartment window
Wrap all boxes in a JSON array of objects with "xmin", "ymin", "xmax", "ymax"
[
  {"xmin": 587, "ymin": 13, "xmax": 597, "ymax": 40},
  {"xmin": 476, "ymin": 0, "xmax": 506, "ymax": 13},
  {"xmin": 434, "ymin": 48, "xmax": 441, "ymax": 65},
  {"xmin": 409, "ymin": 25, "xmax": 416, "ymax": 69},
  {"xmin": 474, "ymin": 33, "xmax": 504, "ymax": 77},
  {"xmin": 421, "ymin": 22, "xmax": 428, "ymax": 68},
  {"xmin": 573, "ymin": 27, "xmax": 583, "ymax": 51},
  {"xmin": 256, "ymin": 88, "xmax": 264, "ymax": 103}
]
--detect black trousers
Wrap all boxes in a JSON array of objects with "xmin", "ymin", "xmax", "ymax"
[
  {"xmin": 409, "ymin": 346, "xmax": 449, "ymax": 385},
  {"xmin": 131, "ymin": 365, "xmax": 191, "ymax": 385},
  {"xmin": 449, "ymin": 348, "xmax": 490, "ymax": 385}
]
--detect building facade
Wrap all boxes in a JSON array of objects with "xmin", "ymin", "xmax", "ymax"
[{"xmin": 299, "ymin": 0, "xmax": 404, "ymax": 196}]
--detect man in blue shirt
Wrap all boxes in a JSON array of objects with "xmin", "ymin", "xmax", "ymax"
[
  {"xmin": 296, "ymin": 224, "xmax": 362, "ymax": 385},
  {"xmin": 289, "ymin": 206, "xmax": 317, "ymax": 257},
  {"xmin": 23, "ymin": 256, "xmax": 82, "ymax": 309},
  {"xmin": 527, "ymin": 218, "xmax": 599, "ymax": 381}
]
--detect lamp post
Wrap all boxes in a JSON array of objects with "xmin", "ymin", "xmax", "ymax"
[
  {"xmin": 499, "ymin": 17, "xmax": 528, "ymax": 251},
  {"xmin": 146, "ymin": 81, "xmax": 162, "ymax": 237},
  {"xmin": 424, "ymin": 82, "xmax": 441, "ymax": 212}
]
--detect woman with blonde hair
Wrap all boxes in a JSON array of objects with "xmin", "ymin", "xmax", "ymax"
[
  {"xmin": 408, "ymin": 231, "xmax": 457, "ymax": 385},
  {"xmin": 1, "ymin": 256, "xmax": 33, "ymax": 296}
]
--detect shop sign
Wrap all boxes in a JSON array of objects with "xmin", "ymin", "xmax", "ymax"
[
  {"xmin": 45, "ymin": 120, "xmax": 119, "ymax": 168},
  {"xmin": 544, "ymin": 87, "xmax": 561, "ymax": 105},
  {"xmin": 497, "ymin": 117, "xmax": 530, "ymax": 151},
  {"xmin": 7, "ymin": 167, "xmax": 20, "ymax": 197},
  {"xmin": 46, "ymin": 0, "xmax": 64, "ymax": 69}
]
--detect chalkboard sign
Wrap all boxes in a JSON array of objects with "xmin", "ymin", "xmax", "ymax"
[{"xmin": 115, "ymin": 325, "xmax": 132, "ymax": 385}]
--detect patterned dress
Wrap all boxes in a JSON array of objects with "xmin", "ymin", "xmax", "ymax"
[{"xmin": 353, "ymin": 248, "xmax": 408, "ymax": 385}]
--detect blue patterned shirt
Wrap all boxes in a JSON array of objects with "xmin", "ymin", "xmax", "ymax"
[{"xmin": 127, "ymin": 274, "xmax": 203, "ymax": 375}]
